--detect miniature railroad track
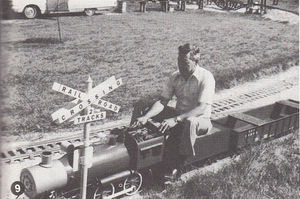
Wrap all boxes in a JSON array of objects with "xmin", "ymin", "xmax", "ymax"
[
  {"xmin": 1, "ymin": 78, "xmax": 297, "ymax": 165},
  {"xmin": 254, "ymin": 3, "xmax": 299, "ymax": 15},
  {"xmin": 211, "ymin": 78, "xmax": 297, "ymax": 119},
  {"xmin": 212, "ymin": 0, "xmax": 246, "ymax": 10}
]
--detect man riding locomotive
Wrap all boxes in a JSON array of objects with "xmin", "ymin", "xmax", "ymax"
[{"xmin": 131, "ymin": 43, "xmax": 216, "ymax": 181}]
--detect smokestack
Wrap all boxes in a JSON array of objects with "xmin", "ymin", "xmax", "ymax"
[{"xmin": 40, "ymin": 151, "xmax": 53, "ymax": 167}]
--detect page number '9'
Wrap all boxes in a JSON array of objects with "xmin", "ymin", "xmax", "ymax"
[{"xmin": 11, "ymin": 181, "xmax": 25, "ymax": 196}]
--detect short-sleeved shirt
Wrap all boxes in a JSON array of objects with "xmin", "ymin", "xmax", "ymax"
[{"xmin": 161, "ymin": 66, "xmax": 215, "ymax": 118}]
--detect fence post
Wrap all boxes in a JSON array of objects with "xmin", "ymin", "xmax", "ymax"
[
  {"xmin": 246, "ymin": 0, "xmax": 253, "ymax": 13},
  {"xmin": 198, "ymin": 0, "xmax": 204, "ymax": 9},
  {"xmin": 140, "ymin": 1, "xmax": 147, "ymax": 12},
  {"xmin": 273, "ymin": 0, "xmax": 278, "ymax": 5}
]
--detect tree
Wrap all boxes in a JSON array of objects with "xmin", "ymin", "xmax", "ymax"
[{"xmin": 1, "ymin": 0, "xmax": 14, "ymax": 19}]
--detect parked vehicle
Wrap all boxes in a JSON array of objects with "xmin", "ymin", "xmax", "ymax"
[{"xmin": 11, "ymin": 0, "xmax": 118, "ymax": 19}]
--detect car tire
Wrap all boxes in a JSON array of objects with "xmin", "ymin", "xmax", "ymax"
[
  {"xmin": 84, "ymin": 9, "xmax": 95, "ymax": 16},
  {"xmin": 24, "ymin": 6, "xmax": 39, "ymax": 19}
]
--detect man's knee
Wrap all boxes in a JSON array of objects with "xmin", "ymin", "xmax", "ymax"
[
  {"xmin": 183, "ymin": 116, "xmax": 212, "ymax": 136},
  {"xmin": 183, "ymin": 116, "xmax": 198, "ymax": 127}
]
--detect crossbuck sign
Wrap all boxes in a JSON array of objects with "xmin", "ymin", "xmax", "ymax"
[
  {"xmin": 51, "ymin": 75, "xmax": 122, "ymax": 199},
  {"xmin": 51, "ymin": 76, "xmax": 122, "ymax": 124}
]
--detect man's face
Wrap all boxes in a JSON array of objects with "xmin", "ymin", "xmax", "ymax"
[{"xmin": 178, "ymin": 53, "xmax": 196, "ymax": 80}]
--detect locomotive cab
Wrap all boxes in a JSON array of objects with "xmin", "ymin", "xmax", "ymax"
[{"xmin": 124, "ymin": 120, "xmax": 165, "ymax": 170}]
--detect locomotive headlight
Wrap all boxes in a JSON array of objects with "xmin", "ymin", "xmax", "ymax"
[{"xmin": 20, "ymin": 160, "xmax": 68, "ymax": 198}]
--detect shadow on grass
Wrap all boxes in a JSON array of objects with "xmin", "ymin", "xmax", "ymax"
[
  {"xmin": 21, "ymin": 38, "xmax": 63, "ymax": 44},
  {"xmin": 1, "ymin": 12, "xmax": 25, "ymax": 20},
  {"xmin": 1, "ymin": 38, "xmax": 65, "ymax": 48},
  {"xmin": 15, "ymin": 37, "xmax": 63, "ymax": 45},
  {"xmin": 8, "ymin": 38, "xmax": 65, "ymax": 48},
  {"xmin": 39, "ymin": 12, "xmax": 89, "ymax": 19}
]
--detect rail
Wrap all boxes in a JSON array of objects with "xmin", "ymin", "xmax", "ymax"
[{"xmin": 0, "ymin": 77, "xmax": 298, "ymax": 164}]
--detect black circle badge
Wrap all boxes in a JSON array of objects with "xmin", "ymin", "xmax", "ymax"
[{"xmin": 11, "ymin": 181, "xmax": 25, "ymax": 196}]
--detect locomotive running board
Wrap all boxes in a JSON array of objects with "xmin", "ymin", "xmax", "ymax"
[{"xmin": 103, "ymin": 186, "xmax": 135, "ymax": 199}]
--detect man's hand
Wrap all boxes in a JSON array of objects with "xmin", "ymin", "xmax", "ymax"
[
  {"xmin": 131, "ymin": 100, "xmax": 166, "ymax": 128},
  {"xmin": 159, "ymin": 118, "xmax": 177, "ymax": 134},
  {"xmin": 132, "ymin": 116, "xmax": 149, "ymax": 128}
]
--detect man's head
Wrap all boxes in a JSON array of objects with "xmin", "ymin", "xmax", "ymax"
[{"xmin": 178, "ymin": 43, "xmax": 201, "ymax": 80}]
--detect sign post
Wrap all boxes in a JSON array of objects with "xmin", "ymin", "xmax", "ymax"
[
  {"xmin": 51, "ymin": 75, "xmax": 122, "ymax": 199},
  {"xmin": 80, "ymin": 76, "xmax": 92, "ymax": 199}
]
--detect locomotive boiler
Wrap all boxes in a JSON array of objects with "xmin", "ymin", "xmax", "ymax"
[
  {"xmin": 20, "ymin": 120, "xmax": 165, "ymax": 199},
  {"xmin": 20, "ymin": 99, "xmax": 299, "ymax": 199},
  {"xmin": 21, "ymin": 142, "xmax": 134, "ymax": 198}
]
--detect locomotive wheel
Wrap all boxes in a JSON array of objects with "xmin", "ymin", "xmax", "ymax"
[
  {"xmin": 123, "ymin": 172, "xmax": 143, "ymax": 196},
  {"xmin": 48, "ymin": 191, "xmax": 58, "ymax": 199},
  {"xmin": 93, "ymin": 183, "xmax": 115, "ymax": 199},
  {"xmin": 38, "ymin": 191, "xmax": 58, "ymax": 199}
]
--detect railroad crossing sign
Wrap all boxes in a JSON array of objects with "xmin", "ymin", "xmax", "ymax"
[
  {"xmin": 73, "ymin": 111, "xmax": 106, "ymax": 125},
  {"xmin": 51, "ymin": 76, "xmax": 122, "ymax": 124},
  {"xmin": 51, "ymin": 75, "xmax": 123, "ymax": 199}
]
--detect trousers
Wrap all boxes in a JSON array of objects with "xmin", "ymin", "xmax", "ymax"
[{"xmin": 131, "ymin": 103, "xmax": 212, "ymax": 168}]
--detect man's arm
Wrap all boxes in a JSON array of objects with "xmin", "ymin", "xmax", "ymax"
[
  {"xmin": 134, "ymin": 73, "xmax": 175, "ymax": 126},
  {"xmin": 133, "ymin": 97, "xmax": 169, "ymax": 126},
  {"xmin": 158, "ymin": 102, "xmax": 209, "ymax": 133},
  {"xmin": 144, "ymin": 99, "xmax": 166, "ymax": 119},
  {"xmin": 176, "ymin": 102, "xmax": 209, "ymax": 121}
]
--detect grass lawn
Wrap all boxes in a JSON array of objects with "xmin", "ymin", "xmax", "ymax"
[
  {"xmin": 143, "ymin": 132, "xmax": 300, "ymax": 199},
  {"xmin": 0, "ymin": 2, "xmax": 298, "ymax": 135}
]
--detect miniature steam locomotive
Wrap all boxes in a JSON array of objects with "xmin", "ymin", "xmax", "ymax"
[{"xmin": 20, "ymin": 99, "xmax": 299, "ymax": 199}]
